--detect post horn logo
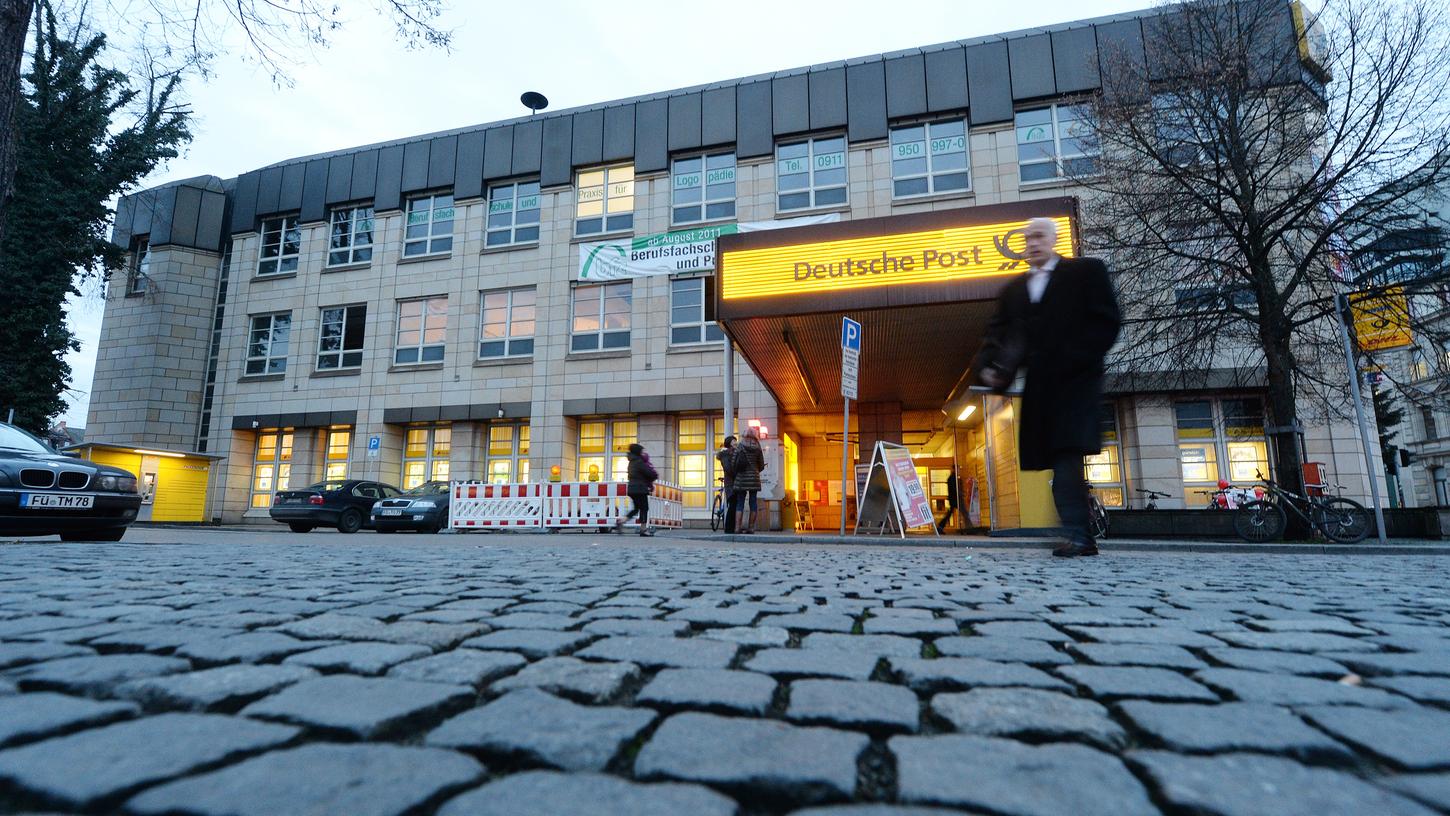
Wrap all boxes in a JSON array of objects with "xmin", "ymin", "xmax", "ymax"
[{"xmin": 993, "ymin": 228, "xmax": 1028, "ymax": 270}]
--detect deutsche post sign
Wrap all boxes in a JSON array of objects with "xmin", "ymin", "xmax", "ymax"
[
  {"xmin": 719, "ymin": 215, "xmax": 1075, "ymax": 301},
  {"xmin": 1349, "ymin": 287, "xmax": 1413, "ymax": 352}
]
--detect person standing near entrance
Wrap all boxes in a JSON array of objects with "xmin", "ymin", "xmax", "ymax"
[
  {"xmin": 731, "ymin": 430, "xmax": 765, "ymax": 533},
  {"xmin": 717, "ymin": 435, "xmax": 738, "ymax": 533},
  {"xmin": 617, "ymin": 443, "xmax": 658, "ymax": 537},
  {"xmin": 973, "ymin": 217, "xmax": 1121, "ymax": 557}
]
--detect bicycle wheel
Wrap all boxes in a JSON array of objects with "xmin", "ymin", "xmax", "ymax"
[
  {"xmin": 1314, "ymin": 497, "xmax": 1371, "ymax": 544},
  {"xmin": 1088, "ymin": 496, "xmax": 1109, "ymax": 540},
  {"xmin": 1234, "ymin": 500, "xmax": 1286, "ymax": 542},
  {"xmin": 710, "ymin": 492, "xmax": 722, "ymax": 532}
]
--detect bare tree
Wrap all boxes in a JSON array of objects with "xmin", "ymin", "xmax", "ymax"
[
  {"xmin": 0, "ymin": 0, "xmax": 452, "ymax": 259},
  {"xmin": 1081, "ymin": 0, "xmax": 1450, "ymax": 499}
]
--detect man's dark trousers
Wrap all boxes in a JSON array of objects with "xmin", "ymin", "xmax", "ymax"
[{"xmin": 1052, "ymin": 452, "xmax": 1090, "ymax": 541}]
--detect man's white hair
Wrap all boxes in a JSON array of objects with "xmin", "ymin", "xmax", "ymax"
[{"xmin": 1025, "ymin": 217, "xmax": 1058, "ymax": 239}]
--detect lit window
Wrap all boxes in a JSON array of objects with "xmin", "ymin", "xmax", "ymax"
[
  {"xmin": 672, "ymin": 153, "xmax": 736, "ymax": 225},
  {"xmin": 1084, "ymin": 402, "xmax": 1125, "ymax": 508},
  {"xmin": 479, "ymin": 288, "xmax": 535, "ymax": 359},
  {"xmin": 890, "ymin": 120, "xmax": 970, "ymax": 198},
  {"xmin": 251, "ymin": 430, "xmax": 293, "ymax": 508},
  {"xmin": 575, "ymin": 165, "xmax": 634, "ymax": 236},
  {"xmin": 327, "ymin": 205, "xmax": 374, "ymax": 266},
  {"xmin": 578, "ymin": 419, "xmax": 637, "ymax": 482},
  {"xmin": 127, "ymin": 238, "xmax": 150, "ymax": 294},
  {"xmin": 403, "ymin": 193, "xmax": 454, "ymax": 257},
  {"xmin": 571, "ymin": 282, "xmax": 631, "ymax": 352},
  {"xmin": 395, "ymin": 297, "xmax": 447, "ymax": 365},
  {"xmin": 246, "ymin": 313, "xmax": 291, "ymax": 375},
  {"xmin": 1016, "ymin": 104, "xmax": 1099, "ymax": 183},
  {"xmin": 670, "ymin": 277, "xmax": 723, "ymax": 345},
  {"xmin": 675, "ymin": 416, "xmax": 724, "ymax": 508},
  {"xmin": 257, "ymin": 215, "xmax": 301, "ymax": 276},
  {"xmin": 486, "ymin": 182, "xmax": 541, "ymax": 247},
  {"xmin": 323, "ymin": 428, "xmax": 351, "ymax": 480},
  {"xmin": 776, "ymin": 136, "xmax": 847, "ymax": 212},
  {"xmin": 402, "ymin": 426, "xmax": 450, "ymax": 489},
  {"xmin": 1175, "ymin": 400, "xmax": 1219, "ymax": 485},
  {"xmin": 317, "ymin": 304, "xmax": 366, "ymax": 370},
  {"xmin": 486, "ymin": 423, "xmax": 530, "ymax": 483}
]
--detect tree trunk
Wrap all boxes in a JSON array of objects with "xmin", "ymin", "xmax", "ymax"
[
  {"xmin": 1262, "ymin": 332, "xmax": 1311, "ymax": 538},
  {"xmin": 0, "ymin": 0, "xmax": 33, "ymax": 256}
]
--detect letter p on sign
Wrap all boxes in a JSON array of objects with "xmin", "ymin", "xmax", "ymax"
[{"xmin": 841, "ymin": 317, "xmax": 862, "ymax": 353}]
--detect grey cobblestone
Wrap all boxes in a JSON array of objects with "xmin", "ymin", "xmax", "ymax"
[
  {"xmin": 1367, "ymin": 676, "xmax": 1450, "ymax": 704},
  {"xmin": 282, "ymin": 642, "xmax": 431, "ymax": 675},
  {"xmin": 462, "ymin": 629, "xmax": 596, "ymax": 658},
  {"xmin": 932, "ymin": 636, "xmax": 1072, "ymax": 665},
  {"xmin": 1383, "ymin": 773, "xmax": 1450, "ymax": 812},
  {"xmin": 385, "ymin": 648, "xmax": 526, "ymax": 687},
  {"xmin": 436, "ymin": 770, "xmax": 740, "ymax": 816},
  {"xmin": 176, "ymin": 631, "xmax": 328, "ymax": 665},
  {"xmin": 427, "ymin": 688, "xmax": 654, "ymax": 771},
  {"xmin": 576, "ymin": 635, "xmax": 738, "ymax": 669},
  {"xmin": 583, "ymin": 618, "xmax": 690, "ymax": 638},
  {"xmin": 4, "ymin": 654, "xmax": 191, "ymax": 696},
  {"xmin": 1202, "ymin": 647, "xmax": 1350, "ymax": 678},
  {"xmin": 1300, "ymin": 705, "xmax": 1450, "ymax": 770},
  {"xmin": 115, "ymin": 664, "xmax": 318, "ymax": 711},
  {"xmin": 1055, "ymin": 665, "xmax": 1219, "ymax": 702},
  {"xmin": 637, "ymin": 668, "xmax": 778, "ymax": 715},
  {"xmin": 491, "ymin": 656, "xmax": 640, "ymax": 702},
  {"xmin": 1322, "ymin": 651, "xmax": 1450, "ymax": 677},
  {"xmin": 930, "ymin": 688, "xmax": 1126, "ymax": 748},
  {"xmin": 786, "ymin": 679, "xmax": 919, "ymax": 733},
  {"xmin": 745, "ymin": 648, "xmax": 881, "ymax": 680},
  {"xmin": 1115, "ymin": 701, "xmax": 1352, "ymax": 760},
  {"xmin": 1195, "ymin": 667, "xmax": 1413, "ymax": 708},
  {"xmin": 0, "ymin": 693, "xmax": 137, "ymax": 747},
  {"xmin": 699, "ymin": 625, "xmax": 791, "ymax": 647},
  {"xmin": 241, "ymin": 675, "xmax": 472, "ymax": 738},
  {"xmin": 888, "ymin": 656, "xmax": 1073, "ymax": 693},
  {"xmin": 0, "ymin": 643, "xmax": 94, "ymax": 671},
  {"xmin": 801, "ymin": 633, "xmax": 923, "ymax": 659},
  {"xmin": 1065, "ymin": 642, "xmax": 1208, "ymax": 670}
]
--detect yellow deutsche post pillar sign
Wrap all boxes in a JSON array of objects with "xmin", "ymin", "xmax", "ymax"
[{"xmin": 1349, "ymin": 287, "xmax": 1412, "ymax": 352}]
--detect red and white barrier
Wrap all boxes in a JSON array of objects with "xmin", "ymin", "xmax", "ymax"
[{"xmin": 450, "ymin": 480, "xmax": 683, "ymax": 531}]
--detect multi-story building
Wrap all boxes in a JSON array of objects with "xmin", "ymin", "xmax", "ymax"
[{"xmin": 88, "ymin": 1, "xmax": 1378, "ymax": 528}]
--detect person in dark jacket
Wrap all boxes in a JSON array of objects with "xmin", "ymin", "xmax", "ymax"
[
  {"xmin": 617, "ymin": 443, "xmax": 658, "ymax": 536},
  {"xmin": 716, "ymin": 435, "xmax": 738, "ymax": 533},
  {"xmin": 973, "ymin": 217, "xmax": 1121, "ymax": 557},
  {"xmin": 730, "ymin": 431, "xmax": 765, "ymax": 533}
]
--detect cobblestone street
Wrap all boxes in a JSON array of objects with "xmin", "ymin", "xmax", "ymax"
[{"xmin": 0, "ymin": 531, "xmax": 1448, "ymax": 815}]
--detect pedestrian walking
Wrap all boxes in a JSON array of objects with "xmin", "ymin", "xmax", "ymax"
[
  {"xmin": 616, "ymin": 443, "xmax": 658, "ymax": 537},
  {"xmin": 972, "ymin": 217, "xmax": 1121, "ymax": 557},
  {"xmin": 730, "ymin": 430, "xmax": 765, "ymax": 533},
  {"xmin": 936, "ymin": 466, "xmax": 960, "ymax": 534},
  {"xmin": 716, "ymin": 435, "xmax": 738, "ymax": 533}
]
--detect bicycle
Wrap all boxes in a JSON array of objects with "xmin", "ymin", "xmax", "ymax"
[
  {"xmin": 1087, "ymin": 484, "xmax": 1109, "ymax": 540},
  {"xmin": 709, "ymin": 478, "xmax": 728, "ymax": 532},
  {"xmin": 1233, "ymin": 471, "xmax": 1371, "ymax": 543},
  {"xmin": 1136, "ymin": 488, "xmax": 1171, "ymax": 510}
]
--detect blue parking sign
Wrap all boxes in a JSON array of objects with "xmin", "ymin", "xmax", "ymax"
[{"xmin": 841, "ymin": 317, "xmax": 862, "ymax": 352}]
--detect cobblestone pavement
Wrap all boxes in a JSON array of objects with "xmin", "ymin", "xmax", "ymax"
[{"xmin": 1, "ymin": 532, "xmax": 1448, "ymax": 815}]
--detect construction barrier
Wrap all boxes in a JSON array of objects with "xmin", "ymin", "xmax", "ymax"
[{"xmin": 450, "ymin": 481, "xmax": 683, "ymax": 531}]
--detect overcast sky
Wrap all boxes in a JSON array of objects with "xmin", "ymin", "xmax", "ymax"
[{"xmin": 60, "ymin": 0, "xmax": 1153, "ymax": 427}]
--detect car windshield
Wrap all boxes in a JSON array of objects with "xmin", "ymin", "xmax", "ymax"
[
  {"xmin": 0, "ymin": 424, "xmax": 49, "ymax": 453},
  {"xmin": 306, "ymin": 482, "xmax": 349, "ymax": 493},
  {"xmin": 404, "ymin": 482, "xmax": 449, "ymax": 496}
]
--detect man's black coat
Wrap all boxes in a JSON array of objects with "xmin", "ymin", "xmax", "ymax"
[{"xmin": 972, "ymin": 256, "xmax": 1122, "ymax": 471}]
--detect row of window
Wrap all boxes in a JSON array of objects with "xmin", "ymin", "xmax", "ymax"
[{"xmin": 243, "ymin": 277, "xmax": 719, "ymax": 375}]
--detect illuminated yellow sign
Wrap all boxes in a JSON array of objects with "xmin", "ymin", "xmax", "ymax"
[
  {"xmin": 720, "ymin": 216, "xmax": 1074, "ymax": 300},
  {"xmin": 1350, "ymin": 287, "xmax": 1412, "ymax": 352}
]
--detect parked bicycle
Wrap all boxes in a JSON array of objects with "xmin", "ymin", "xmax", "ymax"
[
  {"xmin": 1233, "ymin": 471, "xmax": 1371, "ymax": 543},
  {"xmin": 709, "ymin": 477, "xmax": 728, "ymax": 532},
  {"xmin": 1087, "ymin": 484, "xmax": 1109, "ymax": 540},
  {"xmin": 1136, "ymin": 488, "xmax": 1171, "ymax": 510}
]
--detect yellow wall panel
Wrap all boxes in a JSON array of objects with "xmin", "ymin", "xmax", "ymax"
[{"xmin": 152, "ymin": 459, "xmax": 210, "ymax": 522}]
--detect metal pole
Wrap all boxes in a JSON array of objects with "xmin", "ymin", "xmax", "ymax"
[
  {"xmin": 1335, "ymin": 293, "xmax": 1388, "ymax": 545},
  {"xmin": 5, "ymin": 408, "xmax": 12, "ymax": 424},
  {"xmin": 840, "ymin": 397, "xmax": 850, "ymax": 535},
  {"xmin": 723, "ymin": 337, "xmax": 735, "ymax": 437}
]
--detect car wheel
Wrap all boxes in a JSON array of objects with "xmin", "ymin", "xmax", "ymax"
[
  {"xmin": 59, "ymin": 528, "xmax": 126, "ymax": 542},
  {"xmin": 337, "ymin": 509, "xmax": 363, "ymax": 534},
  {"xmin": 288, "ymin": 523, "xmax": 314, "ymax": 533}
]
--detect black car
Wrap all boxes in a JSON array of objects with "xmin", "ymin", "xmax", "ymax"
[
  {"xmin": 0, "ymin": 422, "xmax": 143, "ymax": 540},
  {"xmin": 270, "ymin": 479, "xmax": 401, "ymax": 533},
  {"xmin": 371, "ymin": 480, "xmax": 451, "ymax": 533}
]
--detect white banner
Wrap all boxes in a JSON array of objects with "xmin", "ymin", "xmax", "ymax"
[{"xmin": 577, "ymin": 214, "xmax": 841, "ymax": 281}]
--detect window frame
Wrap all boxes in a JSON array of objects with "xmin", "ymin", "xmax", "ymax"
[
  {"xmin": 394, "ymin": 296, "xmax": 448, "ymax": 366},
  {"xmin": 1174, "ymin": 397, "xmax": 1270, "ymax": 491},
  {"xmin": 1015, "ymin": 103, "xmax": 1100, "ymax": 184},
  {"xmin": 574, "ymin": 165, "xmax": 635, "ymax": 237},
  {"xmin": 671, "ymin": 152, "xmax": 737, "ymax": 226},
  {"xmin": 485, "ymin": 422, "xmax": 531, "ymax": 484},
  {"xmin": 126, "ymin": 237, "xmax": 150, "ymax": 295},
  {"xmin": 577, "ymin": 418, "xmax": 638, "ymax": 482},
  {"xmin": 402, "ymin": 425, "xmax": 451, "ymax": 489},
  {"xmin": 675, "ymin": 415, "xmax": 727, "ymax": 509},
  {"xmin": 323, "ymin": 427, "xmax": 352, "ymax": 481},
  {"xmin": 316, "ymin": 303, "xmax": 366, "ymax": 371},
  {"xmin": 1083, "ymin": 401, "xmax": 1126, "ymax": 508},
  {"xmin": 669, "ymin": 276, "xmax": 723, "ymax": 347},
  {"xmin": 889, "ymin": 119, "xmax": 971, "ymax": 199},
  {"xmin": 775, "ymin": 135, "xmax": 848, "ymax": 213},
  {"xmin": 402, "ymin": 192, "xmax": 455, "ymax": 258},
  {"xmin": 478, "ymin": 287, "xmax": 536, "ymax": 360},
  {"xmin": 485, "ymin": 181, "xmax": 542, "ymax": 248},
  {"xmin": 326, "ymin": 204, "xmax": 375, "ymax": 267},
  {"xmin": 245, "ymin": 312, "xmax": 292, "ymax": 376},
  {"xmin": 250, "ymin": 429, "xmax": 293, "ymax": 508},
  {"xmin": 570, "ymin": 281, "xmax": 632, "ymax": 353},
  {"xmin": 257, "ymin": 215, "xmax": 302, "ymax": 276}
]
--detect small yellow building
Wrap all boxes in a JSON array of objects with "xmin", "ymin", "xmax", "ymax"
[{"xmin": 68, "ymin": 443, "xmax": 220, "ymax": 523}]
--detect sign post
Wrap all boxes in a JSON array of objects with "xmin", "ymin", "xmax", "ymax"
[
  {"xmin": 840, "ymin": 317, "xmax": 861, "ymax": 535},
  {"xmin": 1335, "ymin": 293, "xmax": 1389, "ymax": 545}
]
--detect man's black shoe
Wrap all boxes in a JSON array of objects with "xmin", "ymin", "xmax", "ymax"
[{"xmin": 1052, "ymin": 539, "xmax": 1099, "ymax": 557}]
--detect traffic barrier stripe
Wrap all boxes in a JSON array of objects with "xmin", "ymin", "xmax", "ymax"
[{"xmin": 450, "ymin": 481, "xmax": 683, "ymax": 530}]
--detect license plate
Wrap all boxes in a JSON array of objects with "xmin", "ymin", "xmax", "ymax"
[
  {"xmin": 21, "ymin": 493, "xmax": 94, "ymax": 509},
  {"xmin": 381, "ymin": 509, "xmax": 402, "ymax": 516}
]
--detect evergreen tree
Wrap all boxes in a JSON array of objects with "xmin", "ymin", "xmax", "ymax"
[
  {"xmin": 1373, "ymin": 386, "xmax": 1405, "ymax": 472},
  {"xmin": 0, "ymin": 3, "xmax": 189, "ymax": 433}
]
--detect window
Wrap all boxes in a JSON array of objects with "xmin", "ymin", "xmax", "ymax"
[
  {"xmin": 246, "ymin": 313, "xmax": 291, "ymax": 375},
  {"xmin": 250, "ymin": 430, "xmax": 293, "ymax": 508},
  {"xmin": 777, "ymin": 136, "xmax": 847, "ymax": 212},
  {"xmin": 317, "ymin": 304, "xmax": 366, "ymax": 370},
  {"xmin": 1084, "ymin": 402, "xmax": 1125, "ymax": 508},
  {"xmin": 575, "ymin": 165, "xmax": 634, "ymax": 236},
  {"xmin": 127, "ymin": 238, "xmax": 150, "ymax": 295},
  {"xmin": 323, "ymin": 427, "xmax": 351, "ymax": 480},
  {"xmin": 403, "ymin": 193, "xmax": 454, "ymax": 257},
  {"xmin": 402, "ymin": 426, "xmax": 450, "ymax": 489},
  {"xmin": 1174, "ymin": 286, "xmax": 1257, "ymax": 314},
  {"xmin": 676, "ymin": 415, "xmax": 726, "ymax": 508},
  {"xmin": 1423, "ymin": 406, "xmax": 1439, "ymax": 440},
  {"xmin": 486, "ymin": 423, "xmax": 530, "ymax": 483},
  {"xmin": 479, "ymin": 288, "xmax": 535, "ymax": 359},
  {"xmin": 1176, "ymin": 398, "xmax": 1269, "ymax": 491},
  {"xmin": 578, "ymin": 419, "xmax": 637, "ymax": 482},
  {"xmin": 1175, "ymin": 401, "xmax": 1219, "ymax": 485},
  {"xmin": 890, "ymin": 121, "xmax": 970, "ymax": 197},
  {"xmin": 1016, "ymin": 104, "xmax": 1099, "ymax": 183},
  {"xmin": 486, "ymin": 182, "xmax": 541, "ymax": 247},
  {"xmin": 395, "ymin": 297, "xmax": 447, "ymax": 365},
  {"xmin": 1153, "ymin": 94, "xmax": 1221, "ymax": 167},
  {"xmin": 257, "ymin": 215, "xmax": 301, "ymax": 276},
  {"xmin": 1221, "ymin": 398, "xmax": 1269, "ymax": 482},
  {"xmin": 571, "ymin": 282, "xmax": 631, "ymax": 352},
  {"xmin": 672, "ymin": 153, "xmax": 736, "ymax": 224},
  {"xmin": 327, "ymin": 205, "xmax": 374, "ymax": 266},
  {"xmin": 670, "ymin": 277, "xmax": 723, "ymax": 345}
]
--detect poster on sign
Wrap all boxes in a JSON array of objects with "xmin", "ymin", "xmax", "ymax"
[
  {"xmin": 854, "ymin": 442, "xmax": 938, "ymax": 537},
  {"xmin": 879, "ymin": 444, "xmax": 936, "ymax": 530}
]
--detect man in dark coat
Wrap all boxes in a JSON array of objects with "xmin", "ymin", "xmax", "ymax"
[
  {"xmin": 717, "ymin": 435, "xmax": 738, "ymax": 533},
  {"xmin": 973, "ymin": 217, "xmax": 1121, "ymax": 557}
]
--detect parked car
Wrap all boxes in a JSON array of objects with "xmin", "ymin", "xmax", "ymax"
[
  {"xmin": 371, "ymin": 480, "xmax": 451, "ymax": 533},
  {"xmin": 0, "ymin": 421, "xmax": 142, "ymax": 540},
  {"xmin": 270, "ymin": 480, "xmax": 401, "ymax": 533}
]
